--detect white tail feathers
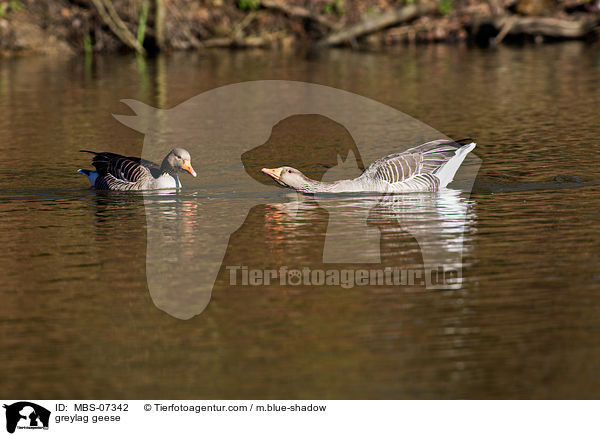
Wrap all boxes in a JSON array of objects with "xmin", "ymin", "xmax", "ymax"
[
  {"xmin": 435, "ymin": 142, "xmax": 476, "ymax": 188},
  {"xmin": 78, "ymin": 169, "xmax": 99, "ymax": 186}
]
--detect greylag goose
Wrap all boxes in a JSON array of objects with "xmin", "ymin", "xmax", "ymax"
[
  {"xmin": 78, "ymin": 148, "xmax": 196, "ymax": 190},
  {"xmin": 261, "ymin": 139, "xmax": 475, "ymax": 193}
]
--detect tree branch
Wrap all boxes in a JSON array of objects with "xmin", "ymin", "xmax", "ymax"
[
  {"xmin": 316, "ymin": 2, "xmax": 437, "ymax": 47},
  {"xmin": 90, "ymin": 0, "xmax": 146, "ymax": 54},
  {"xmin": 260, "ymin": 0, "xmax": 339, "ymax": 30}
]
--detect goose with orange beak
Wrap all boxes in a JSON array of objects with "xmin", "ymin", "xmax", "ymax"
[
  {"xmin": 79, "ymin": 148, "xmax": 197, "ymax": 190},
  {"xmin": 261, "ymin": 139, "xmax": 476, "ymax": 193}
]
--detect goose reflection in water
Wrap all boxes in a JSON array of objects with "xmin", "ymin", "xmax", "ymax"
[{"xmin": 263, "ymin": 189, "xmax": 476, "ymax": 288}]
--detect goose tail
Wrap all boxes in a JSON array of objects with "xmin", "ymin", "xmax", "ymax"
[
  {"xmin": 77, "ymin": 169, "xmax": 98, "ymax": 187},
  {"xmin": 435, "ymin": 142, "xmax": 476, "ymax": 188}
]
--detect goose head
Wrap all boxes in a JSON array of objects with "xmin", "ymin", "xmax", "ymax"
[
  {"xmin": 162, "ymin": 148, "xmax": 197, "ymax": 177},
  {"xmin": 261, "ymin": 166, "xmax": 311, "ymax": 190}
]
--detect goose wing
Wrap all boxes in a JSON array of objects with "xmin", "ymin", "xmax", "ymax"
[
  {"xmin": 80, "ymin": 151, "xmax": 161, "ymax": 190},
  {"xmin": 360, "ymin": 139, "xmax": 472, "ymax": 190}
]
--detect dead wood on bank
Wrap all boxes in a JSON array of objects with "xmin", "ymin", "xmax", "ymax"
[
  {"xmin": 316, "ymin": 3, "xmax": 438, "ymax": 47},
  {"xmin": 259, "ymin": 0, "xmax": 339, "ymax": 30},
  {"xmin": 487, "ymin": 15, "xmax": 599, "ymax": 40}
]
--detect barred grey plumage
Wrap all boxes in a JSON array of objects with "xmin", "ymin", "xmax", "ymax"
[
  {"xmin": 261, "ymin": 139, "xmax": 476, "ymax": 194},
  {"xmin": 78, "ymin": 148, "xmax": 196, "ymax": 191}
]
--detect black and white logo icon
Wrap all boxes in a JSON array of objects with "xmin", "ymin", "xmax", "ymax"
[{"xmin": 3, "ymin": 402, "xmax": 50, "ymax": 434}]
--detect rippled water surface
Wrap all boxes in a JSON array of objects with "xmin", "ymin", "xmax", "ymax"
[{"xmin": 1, "ymin": 43, "xmax": 599, "ymax": 398}]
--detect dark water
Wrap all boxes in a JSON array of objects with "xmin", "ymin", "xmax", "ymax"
[{"xmin": 1, "ymin": 43, "xmax": 599, "ymax": 399}]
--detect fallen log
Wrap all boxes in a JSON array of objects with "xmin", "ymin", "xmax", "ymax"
[
  {"xmin": 316, "ymin": 2, "xmax": 437, "ymax": 47},
  {"xmin": 500, "ymin": 15, "xmax": 598, "ymax": 38},
  {"xmin": 481, "ymin": 15, "xmax": 600, "ymax": 39},
  {"xmin": 260, "ymin": 0, "xmax": 339, "ymax": 30}
]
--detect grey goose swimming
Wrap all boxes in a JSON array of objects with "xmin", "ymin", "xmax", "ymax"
[
  {"xmin": 261, "ymin": 139, "xmax": 476, "ymax": 193},
  {"xmin": 78, "ymin": 148, "xmax": 197, "ymax": 190}
]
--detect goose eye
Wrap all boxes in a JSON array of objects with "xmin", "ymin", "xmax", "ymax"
[{"xmin": 287, "ymin": 169, "xmax": 292, "ymax": 173}]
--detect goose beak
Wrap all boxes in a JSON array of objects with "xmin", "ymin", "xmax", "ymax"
[
  {"xmin": 182, "ymin": 161, "xmax": 197, "ymax": 177},
  {"xmin": 261, "ymin": 167, "xmax": 282, "ymax": 181}
]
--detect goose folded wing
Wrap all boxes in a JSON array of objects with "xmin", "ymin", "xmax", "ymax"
[
  {"xmin": 367, "ymin": 139, "xmax": 469, "ymax": 183},
  {"xmin": 364, "ymin": 152, "xmax": 423, "ymax": 184},
  {"xmin": 89, "ymin": 153, "xmax": 160, "ymax": 190},
  {"xmin": 402, "ymin": 139, "xmax": 469, "ymax": 174},
  {"xmin": 91, "ymin": 153, "xmax": 160, "ymax": 181}
]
